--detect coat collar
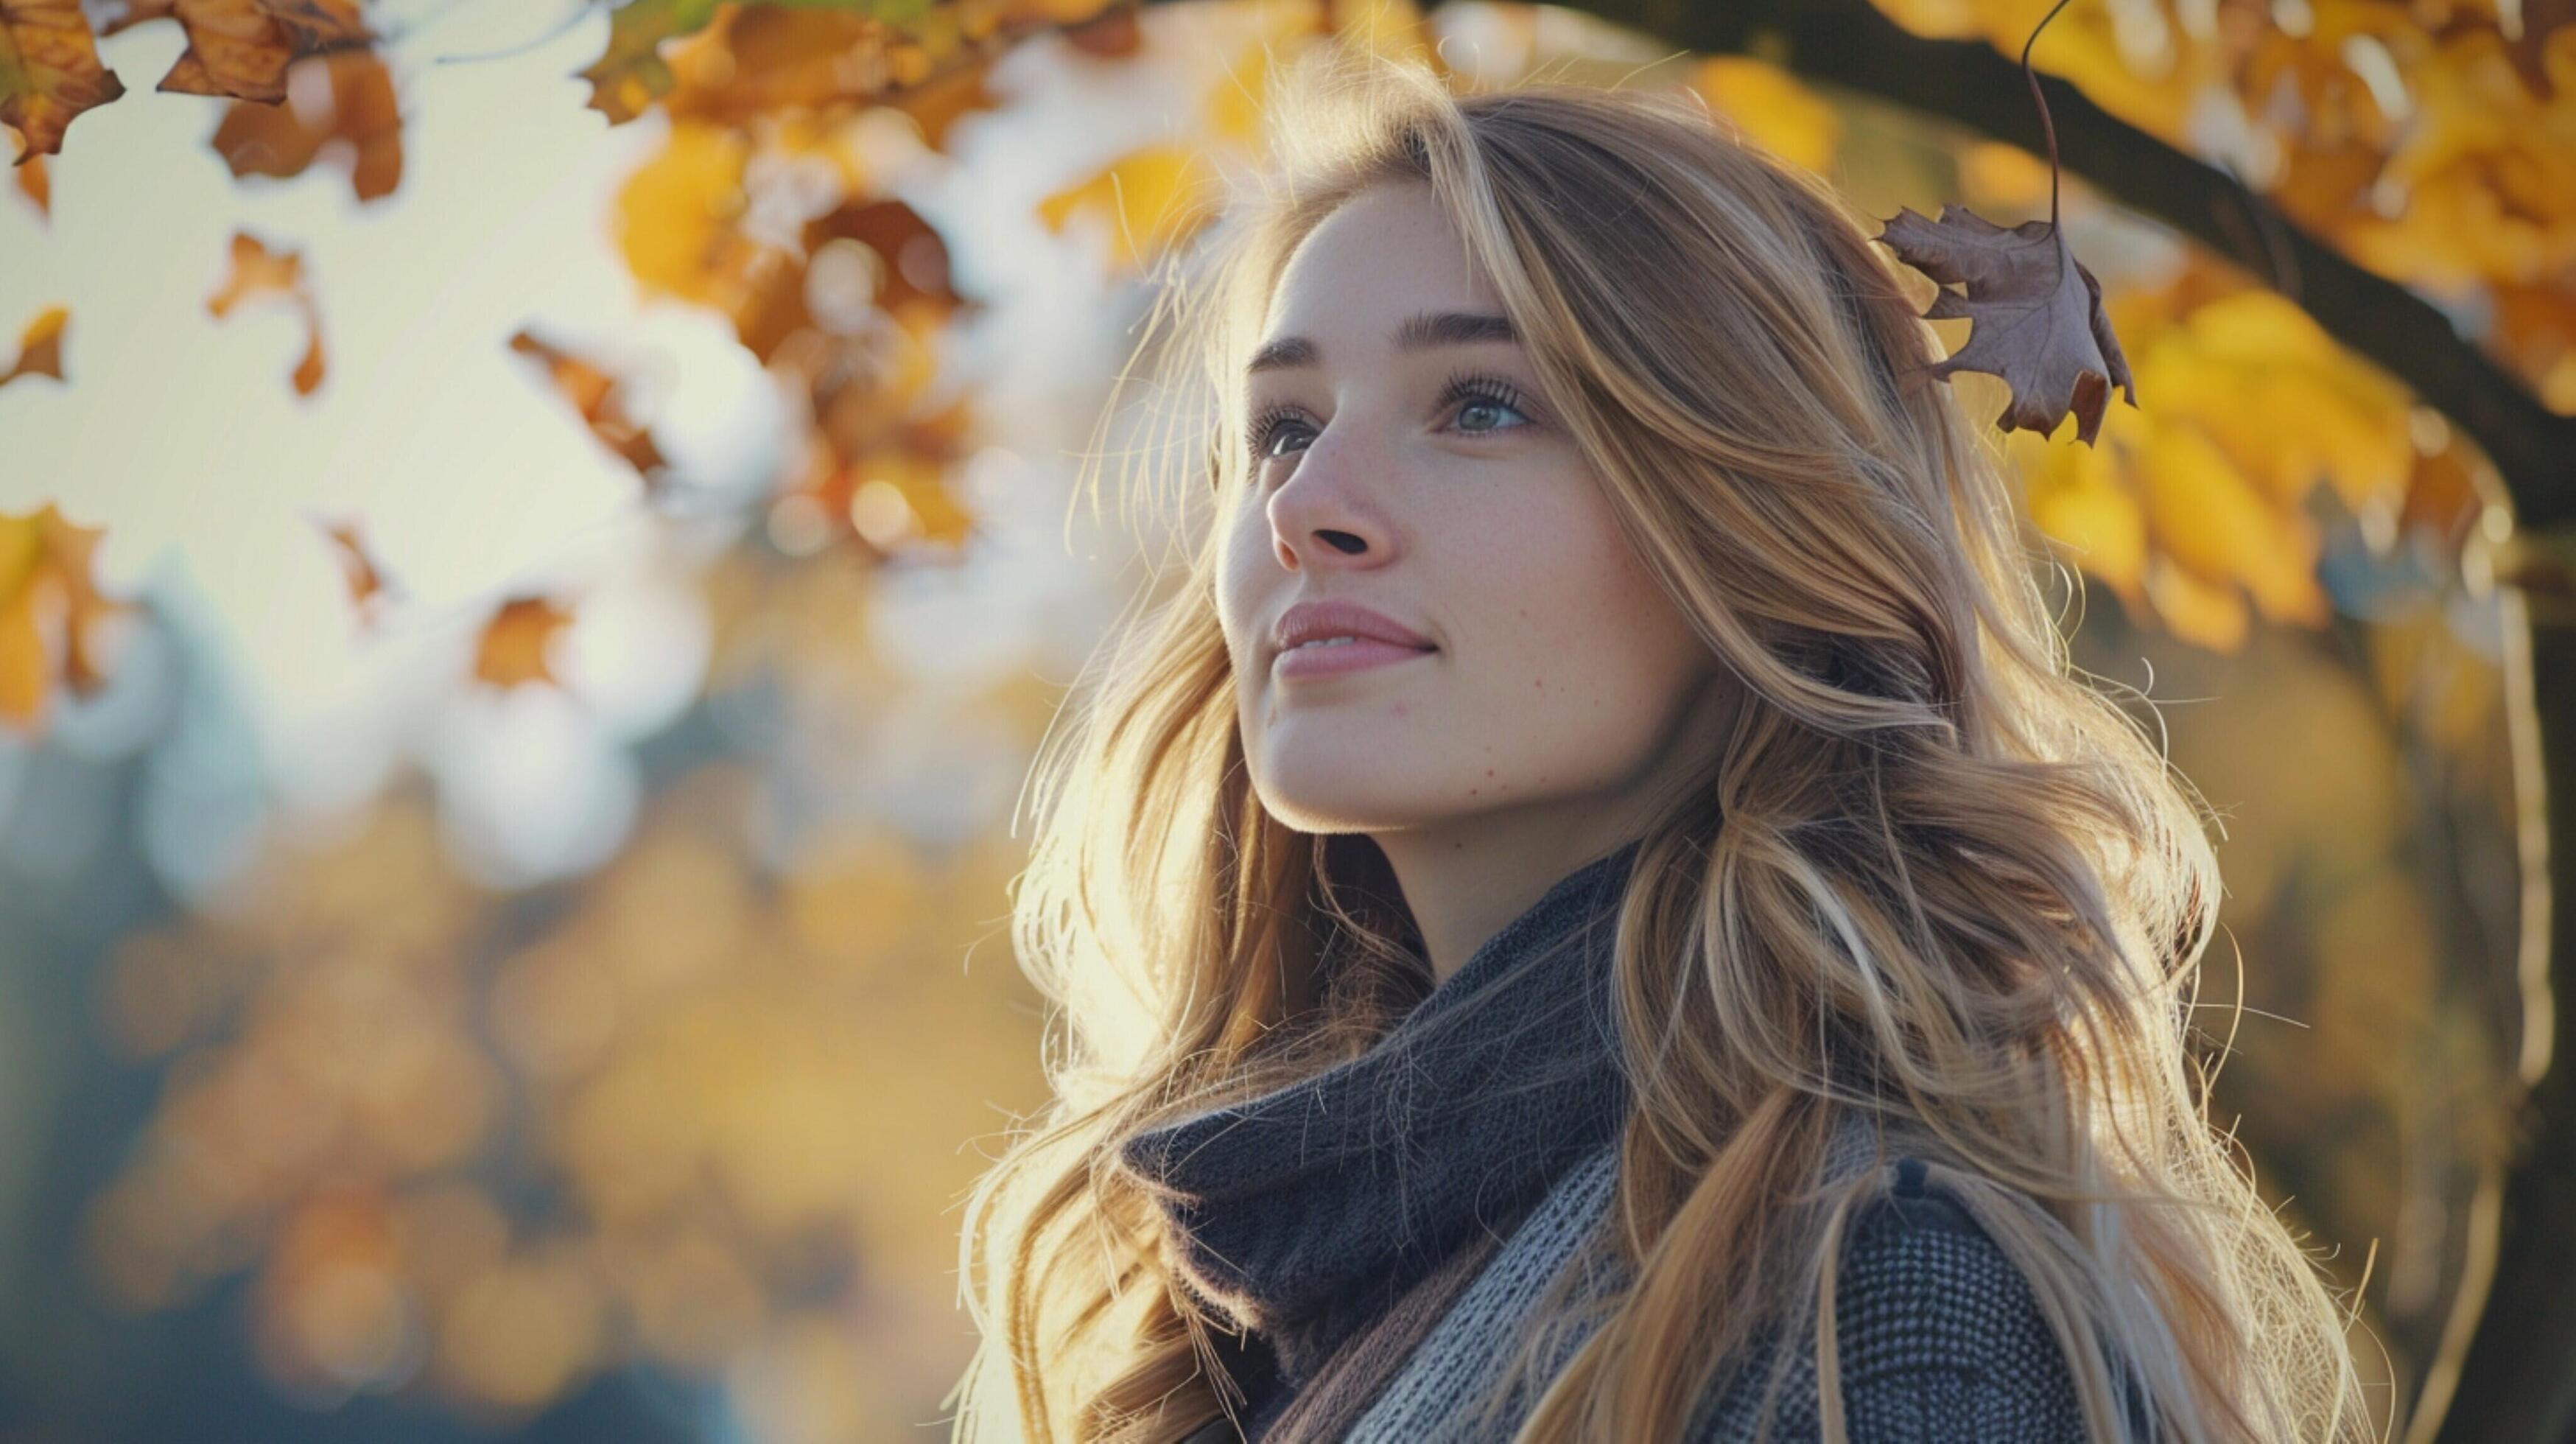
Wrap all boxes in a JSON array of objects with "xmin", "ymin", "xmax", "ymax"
[{"xmin": 1116, "ymin": 837, "xmax": 1643, "ymax": 1388}]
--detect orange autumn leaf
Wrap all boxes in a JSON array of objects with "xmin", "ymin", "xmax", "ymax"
[
  {"xmin": 0, "ymin": 303, "xmax": 65, "ymax": 388},
  {"xmin": 206, "ymin": 228, "xmax": 326, "ymax": 395},
  {"xmin": 0, "ymin": 0, "xmax": 127, "ymax": 161},
  {"xmin": 660, "ymin": 9, "xmax": 911, "ymax": 125},
  {"xmin": 883, "ymin": 55, "xmax": 997, "ymax": 152},
  {"xmin": 211, "ymin": 47, "xmax": 401, "ymax": 201},
  {"xmin": 475, "ymin": 595, "xmax": 574, "ymax": 689},
  {"xmin": 312, "ymin": 513, "xmax": 398, "ymax": 622},
  {"xmin": 12, "ymin": 144, "xmax": 46, "ymax": 213},
  {"xmin": 507, "ymin": 328, "xmax": 673, "ymax": 489},
  {"xmin": 0, "ymin": 501, "xmax": 132, "ymax": 732},
  {"xmin": 105, "ymin": 0, "xmax": 372, "ymax": 105},
  {"xmin": 1061, "ymin": 4, "xmax": 1139, "ymax": 57}
]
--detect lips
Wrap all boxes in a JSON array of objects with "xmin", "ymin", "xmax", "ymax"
[{"xmin": 1271, "ymin": 598, "xmax": 1436, "ymax": 661}]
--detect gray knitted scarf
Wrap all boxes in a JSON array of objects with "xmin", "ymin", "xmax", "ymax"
[{"xmin": 1116, "ymin": 837, "xmax": 1645, "ymax": 1426}]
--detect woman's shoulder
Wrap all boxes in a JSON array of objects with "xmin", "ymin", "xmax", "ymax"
[
  {"xmin": 1831, "ymin": 1156, "xmax": 2074, "ymax": 1379},
  {"xmin": 1691, "ymin": 1154, "xmax": 2096, "ymax": 1443}
]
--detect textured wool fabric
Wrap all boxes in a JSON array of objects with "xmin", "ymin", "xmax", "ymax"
[
  {"xmin": 1337, "ymin": 1141, "xmax": 2097, "ymax": 1443},
  {"xmin": 1251, "ymin": 1205, "xmax": 1515, "ymax": 1444},
  {"xmin": 1145, "ymin": 839, "xmax": 2102, "ymax": 1442},
  {"xmin": 1120, "ymin": 838, "xmax": 1643, "ymax": 1395}
]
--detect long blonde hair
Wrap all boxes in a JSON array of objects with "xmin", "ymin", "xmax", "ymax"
[{"xmin": 949, "ymin": 43, "xmax": 2378, "ymax": 1444}]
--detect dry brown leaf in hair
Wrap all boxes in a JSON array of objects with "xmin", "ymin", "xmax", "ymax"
[{"xmin": 1875, "ymin": 202, "xmax": 2137, "ymax": 446}]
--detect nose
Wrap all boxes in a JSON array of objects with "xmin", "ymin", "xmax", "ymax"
[{"xmin": 1265, "ymin": 424, "xmax": 1395, "ymax": 572}]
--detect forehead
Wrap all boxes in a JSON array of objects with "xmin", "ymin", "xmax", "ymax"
[{"xmin": 1257, "ymin": 183, "xmax": 1504, "ymax": 348}]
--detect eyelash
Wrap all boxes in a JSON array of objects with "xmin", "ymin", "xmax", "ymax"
[{"xmin": 1245, "ymin": 370, "xmax": 1536, "ymax": 466}]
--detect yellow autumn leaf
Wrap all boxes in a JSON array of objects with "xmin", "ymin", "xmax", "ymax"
[
  {"xmin": 2142, "ymin": 552, "xmax": 2249, "ymax": 653},
  {"xmin": 1864, "ymin": 0, "xmax": 1979, "ymax": 40},
  {"xmin": 2133, "ymin": 291, "xmax": 2414, "ymax": 513},
  {"xmin": 2020, "ymin": 430, "xmax": 2147, "ymax": 600},
  {"xmin": 615, "ymin": 120, "xmax": 751, "ymax": 309},
  {"xmin": 1036, "ymin": 144, "xmax": 1216, "ymax": 271},
  {"xmin": 2139, "ymin": 420, "xmax": 2329, "ymax": 629},
  {"xmin": 1691, "ymin": 56, "xmax": 1841, "ymax": 175},
  {"xmin": 1206, "ymin": 27, "xmax": 1299, "ymax": 151},
  {"xmin": 1956, "ymin": 140, "xmax": 2056, "ymax": 211}
]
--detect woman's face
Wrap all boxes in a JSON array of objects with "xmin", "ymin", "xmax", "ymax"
[{"xmin": 1219, "ymin": 180, "xmax": 1730, "ymax": 854}]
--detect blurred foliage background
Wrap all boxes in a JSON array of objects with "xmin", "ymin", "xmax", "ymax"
[{"xmin": 0, "ymin": 0, "xmax": 2564, "ymax": 1440}]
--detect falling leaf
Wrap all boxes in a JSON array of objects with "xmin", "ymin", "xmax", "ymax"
[
  {"xmin": 210, "ymin": 47, "xmax": 401, "ymax": 201},
  {"xmin": 1874, "ymin": 202, "xmax": 2138, "ymax": 445},
  {"xmin": 10, "ymin": 140, "xmax": 45, "ymax": 212},
  {"xmin": 0, "ymin": 501, "xmax": 132, "ymax": 732},
  {"xmin": 106, "ymin": 0, "xmax": 372, "ymax": 105},
  {"xmin": 508, "ymin": 328, "xmax": 673, "ymax": 489},
  {"xmin": 475, "ymin": 594, "xmax": 575, "ymax": 689},
  {"xmin": 206, "ymin": 228, "xmax": 326, "ymax": 395},
  {"xmin": 312, "ymin": 514, "xmax": 397, "ymax": 621},
  {"xmin": 0, "ymin": 303, "xmax": 65, "ymax": 387},
  {"xmin": 0, "ymin": 0, "xmax": 128, "ymax": 161}
]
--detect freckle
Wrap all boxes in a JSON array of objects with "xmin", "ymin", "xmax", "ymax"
[{"xmin": 1484, "ymin": 768, "xmax": 1495, "ymax": 777}]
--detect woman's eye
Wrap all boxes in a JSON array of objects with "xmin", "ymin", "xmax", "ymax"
[
  {"xmin": 1249, "ymin": 412, "xmax": 1310, "ymax": 461},
  {"xmin": 1451, "ymin": 393, "xmax": 1531, "ymax": 435}
]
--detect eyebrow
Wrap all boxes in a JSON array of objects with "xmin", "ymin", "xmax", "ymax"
[{"xmin": 1245, "ymin": 309, "xmax": 1519, "ymax": 377}]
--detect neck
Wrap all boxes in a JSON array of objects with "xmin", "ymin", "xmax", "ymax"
[{"xmin": 1372, "ymin": 821, "xmax": 1645, "ymax": 986}]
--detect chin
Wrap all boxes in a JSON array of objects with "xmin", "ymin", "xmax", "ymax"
[{"xmin": 1252, "ymin": 751, "xmax": 1454, "ymax": 835}]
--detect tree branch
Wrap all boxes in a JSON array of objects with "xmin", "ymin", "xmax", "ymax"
[{"xmin": 1548, "ymin": 0, "xmax": 2576, "ymax": 529}]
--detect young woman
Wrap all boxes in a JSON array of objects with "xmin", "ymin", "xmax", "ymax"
[{"xmin": 950, "ymin": 43, "xmax": 2376, "ymax": 1444}]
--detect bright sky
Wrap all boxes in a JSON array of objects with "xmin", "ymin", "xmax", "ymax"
[{"xmin": 0, "ymin": 0, "xmax": 1262, "ymax": 897}]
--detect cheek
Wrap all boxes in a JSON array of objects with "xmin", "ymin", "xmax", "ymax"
[
  {"xmin": 1215, "ymin": 513, "xmax": 1271, "ymax": 672},
  {"xmin": 1456, "ymin": 505, "xmax": 1675, "ymax": 705}
]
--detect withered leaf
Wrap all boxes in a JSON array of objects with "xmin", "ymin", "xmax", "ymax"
[
  {"xmin": 0, "ymin": 303, "xmax": 65, "ymax": 387},
  {"xmin": 1063, "ymin": 4, "xmax": 1140, "ymax": 58},
  {"xmin": 211, "ymin": 48, "xmax": 400, "ymax": 200},
  {"xmin": 475, "ymin": 594, "xmax": 575, "ymax": 689},
  {"xmin": 312, "ymin": 513, "xmax": 398, "ymax": 622},
  {"xmin": 508, "ymin": 327, "xmax": 673, "ymax": 488},
  {"xmin": 109, "ymin": 0, "xmax": 372, "ymax": 105},
  {"xmin": 207, "ymin": 228, "xmax": 326, "ymax": 395},
  {"xmin": 1874, "ymin": 202, "xmax": 2137, "ymax": 446},
  {"xmin": 12, "ymin": 144, "xmax": 44, "ymax": 212},
  {"xmin": 0, "ymin": 1, "xmax": 127, "ymax": 161},
  {"xmin": 0, "ymin": 501, "xmax": 132, "ymax": 732}
]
